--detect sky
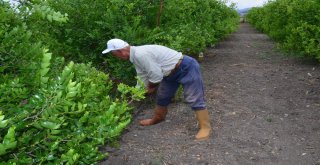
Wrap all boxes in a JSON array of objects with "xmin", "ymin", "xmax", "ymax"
[{"xmin": 225, "ymin": 0, "xmax": 269, "ymax": 9}]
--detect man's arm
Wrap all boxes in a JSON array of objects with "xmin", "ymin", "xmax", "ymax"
[{"xmin": 135, "ymin": 53, "xmax": 163, "ymax": 94}]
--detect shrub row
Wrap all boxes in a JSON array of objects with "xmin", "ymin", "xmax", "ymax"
[
  {"xmin": 246, "ymin": 0, "xmax": 320, "ymax": 60},
  {"xmin": 0, "ymin": 0, "xmax": 238, "ymax": 163},
  {"xmin": 0, "ymin": 1, "xmax": 146, "ymax": 164},
  {"xmin": 26, "ymin": 0, "xmax": 239, "ymax": 82}
]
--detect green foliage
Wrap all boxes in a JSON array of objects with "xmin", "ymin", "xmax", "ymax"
[
  {"xmin": 13, "ymin": 0, "xmax": 238, "ymax": 83},
  {"xmin": 0, "ymin": 0, "xmax": 237, "ymax": 163},
  {"xmin": 0, "ymin": 127, "xmax": 17, "ymax": 156},
  {"xmin": 0, "ymin": 52, "xmax": 145, "ymax": 164},
  {"xmin": 0, "ymin": 111, "xmax": 9, "ymax": 128},
  {"xmin": 117, "ymin": 82, "xmax": 146, "ymax": 102},
  {"xmin": 0, "ymin": 78, "xmax": 29, "ymax": 113},
  {"xmin": 1, "ymin": 3, "xmax": 145, "ymax": 163},
  {"xmin": 1, "ymin": 0, "xmax": 239, "ymax": 84},
  {"xmin": 246, "ymin": 0, "xmax": 320, "ymax": 61},
  {"xmin": 148, "ymin": 0, "xmax": 239, "ymax": 55}
]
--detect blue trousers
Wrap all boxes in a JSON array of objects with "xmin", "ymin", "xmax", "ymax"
[{"xmin": 156, "ymin": 55, "xmax": 206, "ymax": 110}]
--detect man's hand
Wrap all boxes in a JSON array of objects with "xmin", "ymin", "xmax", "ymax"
[
  {"xmin": 147, "ymin": 86, "xmax": 157, "ymax": 94},
  {"xmin": 147, "ymin": 82, "xmax": 159, "ymax": 95}
]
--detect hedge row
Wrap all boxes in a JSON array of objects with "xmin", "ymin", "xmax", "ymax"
[
  {"xmin": 246, "ymin": 0, "xmax": 320, "ymax": 61},
  {"xmin": 0, "ymin": 1, "xmax": 146, "ymax": 164},
  {"xmin": 0, "ymin": 0, "xmax": 239, "ymax": 164},
  {"xmin": 24, "ymin": 0, "xmax": 239, "ymax": 82}
]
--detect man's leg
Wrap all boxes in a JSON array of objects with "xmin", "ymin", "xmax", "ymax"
[
  {"xmin": 195, "ymin": 109, "xmax": 211, "ymax": 140},
  {"xmin": 139, "ymin": 105, "xmax": 168, "ymax": 126},
  {"xmin": 180, "ymin": 56, "xmax": 211, "ymax": 140},
  {"xmin": 139, "ymin": 78, "xmax": 179, "ymax": 126}
]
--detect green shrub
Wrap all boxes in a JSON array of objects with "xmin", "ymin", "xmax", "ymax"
[
  {"xmin": 0, "ymin": 0, "xmax": 239, "ymax": 163},
  {"xmin": 246, "ymin": 0, "xmax": 320, "ymax": 61},
  {"xmin": 0, "ymin": 52, "xmax": 145, "ymax": 164},
  {"xmin": 1, "ymin": 2, "xmax": 145, "ymax": 163},
  {"xmin": 19, "ymin": 0, "xmax": 239, "ymax": 83}
]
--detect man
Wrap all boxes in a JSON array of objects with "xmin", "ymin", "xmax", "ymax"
[{"xmin": 102, "ymin": 38, "xmax": 211, "ymax": 141}]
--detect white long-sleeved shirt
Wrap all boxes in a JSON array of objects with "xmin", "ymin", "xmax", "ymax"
[{"xmin": 129, "ymin": 45, "xmax": 183, "ymax": 87}]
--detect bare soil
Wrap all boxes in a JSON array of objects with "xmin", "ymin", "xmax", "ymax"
[{"xmin": 101, "ymin": 23, "xmax": 320, "ymax": 165}]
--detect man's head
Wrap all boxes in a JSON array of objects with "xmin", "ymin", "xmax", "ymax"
[{"xmin": 102, "ymin": 38, "xmax": 130, "ymax": 60}]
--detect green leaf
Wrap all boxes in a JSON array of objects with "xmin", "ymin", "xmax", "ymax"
[
  {"xmin": 47, "ymin": 14, "xmax": 53, "ymax": 22},
  {"xmin": 51, "ymin": 130, "xmax": 61, "ymax": 134},
  {"xmin": 0, "ymin": 113, "xmax": 9, "ymax": 128},
  {"xmin": 31, "ymin": 124, "xmax": 41, "ymax": 130},
  {"xmin": 41, "ymin": 62, "xmax": 50, "ymax": 69},
  {"xmin": 66, "ymin": 91, "xmax": 77, "ymax": 98},
  {"xmin": 3, "ymin": 127, "xmax": 16, "ymax": 145},
  {"xmin": 41, "ymin": 121, "xmax": 61, "ymax": 130},
  {"xmin": 0, "ymin": 119, "xmax": 9, "ymax": 128},
  {"xmin": 41, "ymin": 68, "xmax": 50, "ymax": 76},
  {"xmin": 0, "ymin": 144, "xmax": 6, "ymax": 156},
  {"xmin": 47, "ymin": 154, "xmax": 55, "ymax": 160},
  {"xmin": 41, "ymin": 76, "xmax": 49, "ymax": 84},
  {"xmin": 0, "ymin": 127, "xmax": 17, "ymax": 156}
]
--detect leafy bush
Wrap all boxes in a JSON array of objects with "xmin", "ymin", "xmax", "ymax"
[
  {"xmin": 0, "ymin": 0, "xmax": 239, "ymax": 163},
  {"xmin": 1, "ymin": 1, "xmax": 145, "ymax": 163},
  {"xmin": 14, "ymin": 0, "xmax": 239, "ymax": 83},
  {"xmin": 0, "ymin": 52, "xmax": 145, "ymax": 164},
  {"xmin": 246, "ymin": 0, "xmax": 320, "ymax": 61},
  {"xmin": 150, "ymin": 0, "xmax": 239, "ymax": 55}
]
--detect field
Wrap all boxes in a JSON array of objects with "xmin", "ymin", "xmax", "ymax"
[
  {"xmin": 1, "ymin": 0, "xmax": 319, "ymax": 164},
  {"xmin": 104, "ymin": 23, "xmax": 320, "ymax": 165}
]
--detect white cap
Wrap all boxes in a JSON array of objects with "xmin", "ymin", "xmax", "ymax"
[{"xmin": 102, "ymin": 38, "xmax": 129, "ymax": 54}]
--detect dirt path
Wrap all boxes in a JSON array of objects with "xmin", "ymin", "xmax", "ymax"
[{"xmin": 101, "ymin": 23, "xmax": 320, "ymax": 165}]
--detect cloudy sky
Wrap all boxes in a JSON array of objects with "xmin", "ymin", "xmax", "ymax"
[{"xmin": 225, "ymin": 0, "xmax": 269, "ymax": 9}]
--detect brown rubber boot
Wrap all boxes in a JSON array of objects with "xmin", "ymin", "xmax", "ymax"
[
  {"xmin": 139, "ymin": 106, "xmax": 168, "ymax": 126},
  {"xmin": 195, "ymin": 109, "xmax": 212, "ymax": 141}
]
